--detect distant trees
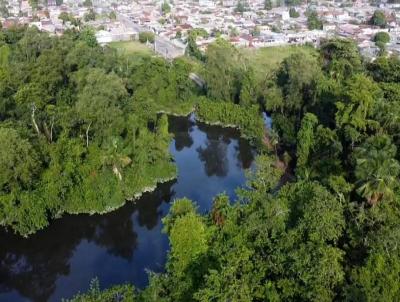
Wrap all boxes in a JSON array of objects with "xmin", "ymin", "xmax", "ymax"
[
  {"xmin": 186, "ymin": 33, "xmax": 202, "ymax": 59},
  {"xmin": 370, "ymin": 10, "xmax": 387, "ymax": 28},
  {"xmin": 0, "ymin": 0, "xmax": 9, "ymax": 18},
  {"xmin": 374, "ymin": 31, "xmax": 390, "ymax": 54},
  {"xmin": 161, "ymin": 0, "xmax": 171, "ymax": 14},
  {"xmin": 28, "ymin": 0, "xmax": 39, "ymax": 10},
  {"xmin": 138, "ymin": 31, "xmax": 155, "ymax": 43},
  {"xmin": 264, "ymin": 0, "xmax": 272, "ymax": 10},
  {"xmin": 289, "ymin": 7, "xmax": 300, "ymax": 18},
  {"xmin": 109, "ymin": 11, "xmax": 116, "ymax": 20},
  {"xmin": 307, "ymin": 10, "xmax": 323, "ymax": 30},
  {"xmin": 285, "ymin": 0, "xmax": 303, "ymax": 5},
  {"xmin": 58, "ymin": 12, "xmax": 71, "ymax": 24},
  {"xmin": 235, "ymin": 0, "xmax": 249, "ymax": 13},
  {"xmin": 319, "ymin": 38, "xmax": 362, "ymax": 80},
  {"xmin": 374, "ymin": 31, "xmax": 390, "ymax": 44},
  {"xmin": 82, "ymin": 0, "xmax": 92, "ymax": 7},
  {"xmin": 203, "ymin": 38, "xmax": 244, "ymax": 101},
  {"xmin": 83, "ymin": 9, "xmax": 96, "ymax": 22}
]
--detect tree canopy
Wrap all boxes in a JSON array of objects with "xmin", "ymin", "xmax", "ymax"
[{"xmin": 3, "ymin": 26, "xmax": 400, "ymax": 302}]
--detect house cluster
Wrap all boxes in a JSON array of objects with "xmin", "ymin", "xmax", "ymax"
[
  {"xmin": 115, "ymin": 0, "xmax": 400, "ymax": 59},
  {"xmin": 1, "ymin": 0, "xmax": 400, "ymax": 60}
]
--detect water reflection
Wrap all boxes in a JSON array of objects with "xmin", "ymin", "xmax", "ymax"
[
  {"xmin": 197, "ymin": 139, "xmax": 229, "ymax": 177},
  {"xmin": 0, "ymin": 115, "xmax": 255, "ymax": 302},
  {"xmin": 0, "ymin": 181, "xmax": 175, "ymax": 302},
  {"xmin": 168, "ymin": 114, "xmax": 194, "ymax": 151},
  {"xmin": 235, "ymin": 139, "xmax": 254, "ymax": 170}
]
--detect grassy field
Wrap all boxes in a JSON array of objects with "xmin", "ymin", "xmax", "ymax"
[
  {"xmin": 109, "ymin": 41, "xmax": 154, "ymax": 56},
  {"xmin": 240, "ymin": 45, "xmax": 318, "ymax": 83}
]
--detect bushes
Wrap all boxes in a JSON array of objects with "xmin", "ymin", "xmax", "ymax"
[
  {"xmin": 138, "ymin": 31, "xmax": 155, "ymax": 44},
  {"xmin": 374, "ymin": 32, "xmax": 390, "ymax": 44},
  {"xmin": 196, "ymin": 98, "xmax": 264, "ymax": 142}
]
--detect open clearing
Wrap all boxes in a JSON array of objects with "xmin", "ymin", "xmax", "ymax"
[{"xmin": 109, "ymin": 41, "xmax": 154, "ymax": 56}]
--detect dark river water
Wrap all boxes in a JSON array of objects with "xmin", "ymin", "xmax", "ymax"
[{"xmin": 0, "ymin": 114, "xmax": 255, "ymax": 302}]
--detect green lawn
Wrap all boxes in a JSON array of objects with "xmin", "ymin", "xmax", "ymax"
[
  {"xmin": 240, "ymin": 45, "xmax": 318, "ymax": 83},
  {"xmin": 109, "ymin": 41, "xmax": 154, "ymax": 56}
]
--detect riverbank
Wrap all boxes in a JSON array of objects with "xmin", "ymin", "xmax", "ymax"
[
  {"xmin": 67, "ymin": 173, "xmax": 178, "ymax": 216},
  {"xmin": 157, "ymin": 99, "xmax": 266, "ymax": 147},
  {"xmin": 195, "ymin": 99, "xmax": 265, "ymax": 146}
]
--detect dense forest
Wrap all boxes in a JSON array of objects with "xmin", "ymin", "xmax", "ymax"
[
  {"xmin": 0, "ymin": 26, "xmax": 195, "ymax": 236},
  {"xmin": 2, "ymin": 25, "xmax": 400, "ymax": 301}
]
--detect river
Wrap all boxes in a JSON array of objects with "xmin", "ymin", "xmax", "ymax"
[{"xmin": 0, "ymin": 114, "xmax": 255, "ymax": 302}]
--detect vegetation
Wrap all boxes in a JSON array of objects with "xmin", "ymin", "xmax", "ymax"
[
  {"xmin": 161, "ymin": 1, "xmax": 171, "ymax": 14},
  {"xmin": 374, "ymin": 32, "xmax": 390, "ymax": 54},
  {"xmin": 235, "ymin": 0, "xmax": 249, "ymax": 13},
  {"xmin": 264, "ymin": 0, "xmax": 272, "ymax": 10},
  {"xmin": 82, "ymin": 0, "xmax": 92, "ymax": 7},
  {"xmin": 109, "ymin": 40, "xmax": 154, "ymax": 56},
  {"xmin": 374, "ymin": 31, "xmax": 390, "ymax": 44},
  {"xmin": 289, "ymin": 7, "xmax": 300, "ymax": 18},
  {"xmin": 240, "ymin": 45, "xmax": 316, "ymax": 85},
  {"xmin": 186, "ymin": 30, "xmax": 204, "ymax": 61},
  {"xmin": 138, "ymin": 31, "xmax": 155, "ymax": 44},
  {"xmin": 67, "ymin": 35, "xmax": 400, "ymax": 302},
  {"xmin": 4, "ymin": 25, "xmax": 400, "ymax": 302},
  {"xmin": 0, "ymin": 0, "xmax": 9, "ymax": 18},
  {"xmin": 370, "ymin": 10, "xmax": 387, "ymax": 28},
  {"xmin": 83, "ymin": 9, "xmax": 96, "ymax": 22},
  {"xmin": 307, "ymin": 10, "xmax": 323, "ymax": 30},
  {"xmin": 196, "ymin": 98, "xmax": 264, "ymax": 142},
  {"xmin": 0, "ymin": 26, "xmax": 199, "ymax": 236}
]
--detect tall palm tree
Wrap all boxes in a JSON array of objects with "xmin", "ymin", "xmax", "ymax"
[{"xmin": 354, "ymin": 135, "xmax": 400, "ymax": 205}]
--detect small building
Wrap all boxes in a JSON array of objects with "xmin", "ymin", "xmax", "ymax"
[{"xmin": 95, "ymin": 28, "xmax": 138, "ymax": 45}]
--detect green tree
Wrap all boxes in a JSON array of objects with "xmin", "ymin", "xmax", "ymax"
[
  {"xmin": 296, "ymin": 113, "xmax": 318, "ymax": 178},
  {"xmin": 0, "ymin": 128, "xmax": 39, "ymax": 191},
  {"xmin": 84, "ymin": 9, "xmax": 96, "ymax": 22},
  {"xmin": 74, "ymin": 68, "xmax": 128, "ymax": 145},
  {"xmin": 353, "ymin": 135, "xmax": 400, "ymax": 205},
  {"xmin": 239, "ymin": 68, "xmax": 257, "ymax": 107},
  {"xmin": 0, "ymin": 0, "xmax": 9, "ymax": 18},
  {"xmin": 204, "ymin": 39, "xmax": 244, "ymax": 102},
  {"xmin": 138, "ymin": 31, "xmax": 155, "ymax": 43},
  {"xmin": 370, "ymin": 10, "xmax": 387, "ymax": 28},
  {"xmin": 109, "ymin": 11, "xmax": 116, "ymax": 20},
  {"xmin": 82, "ymin": 0, "xmax": 92, "ymax": 7},
  {"xmin": 335, "ymin": 74, "xmax": 381, "ymax": 138},
  {"xmin": 289, "ymin": 7, "xmax": 300, "ymax": 18},
  {"xmin": 264, "ymin": 0, "xmax": 272, "ymax": 10},
  {"xmin": 79, "ymin": 27, "xmax": 98, "ymax": 47},
  {"xmin": 161, "ymin": 0, "xmax": 171, "ymax": 14},
  {"xmin": 29, "ymin": 0, "xmax": 39, "ymax": 10},
  {"xmin": 307, "ymin": 10, "xmax": 323, "ymax": 30},
  {"xmin": 59, "ymin": 12, "xmax": 71, "ymax": 24},
  {"xmin": 374, "ymin": 31, "xmax": 390, "ymax": 44},
  {"xmin": 186, "ymin": 31, "xmax": 203, "ymax": 60},
  {"xmin": 235, "ymin": 0, "xmax": 248, "ymax": 13},
  {"xmin": 320, "ymin": 38, "xmax": 362, "ymax": 80},
  {"xmin": 168, "ymin": 209, "xmax": 208, "ymax": 275}
]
